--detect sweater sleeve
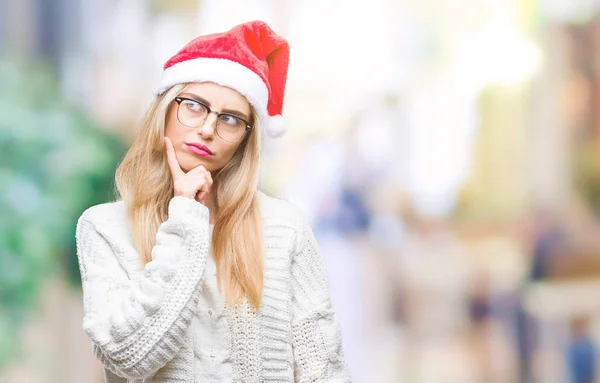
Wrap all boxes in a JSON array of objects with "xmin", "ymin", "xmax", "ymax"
[
  {"xmin": 76, "ymin": 196, "xmax": 210, "ymax": 379},
  {"xmin": 290, "ymin": 210, "xmax": 351, "ymax": 383}
]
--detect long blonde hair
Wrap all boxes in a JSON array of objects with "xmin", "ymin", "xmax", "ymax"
[{"xmin": 115, "ymin": 83, "xmax": 264, "ymax": 309}]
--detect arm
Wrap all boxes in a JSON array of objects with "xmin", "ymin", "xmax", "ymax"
[
  {"xmin": 290, "ymin": 210, "xmax": 352, "ymax": 382},
  {"xmin": 76, "ymin": 196, "xmax": 210, "ymax": 379}
]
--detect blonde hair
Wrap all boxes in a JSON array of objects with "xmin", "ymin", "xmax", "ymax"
[{"xmin": 115, "ymin": 83, "xmax": 264, "ymax": 309}]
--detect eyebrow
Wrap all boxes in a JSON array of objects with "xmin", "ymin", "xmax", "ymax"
[{"xmin": 180, "ymin": 92, "xmax": 250, "ymax": 121}]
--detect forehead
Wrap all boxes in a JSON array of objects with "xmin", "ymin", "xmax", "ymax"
[{"xmin": 182, "ymin": 82, "xmax": 251, "ymax": 114}]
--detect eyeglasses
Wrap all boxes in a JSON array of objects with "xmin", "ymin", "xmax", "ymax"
[{"xmin": 174, "ymin": 96, "xmax": 254, "ymax": 143}]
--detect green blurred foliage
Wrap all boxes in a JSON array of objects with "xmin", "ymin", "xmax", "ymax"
[{"xmin": 0, "ymin": 59, "xmax": 126, "ymax": 367}]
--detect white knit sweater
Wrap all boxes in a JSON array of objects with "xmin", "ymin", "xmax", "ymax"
[{"xmin": 75, "ymin": 190, "xmax": 351, "ymax": 382}]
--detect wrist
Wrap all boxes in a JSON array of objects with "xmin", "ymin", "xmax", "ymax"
[{"xmin": 174, "ymin": 190, "xmax": 196, "ymax": 200}]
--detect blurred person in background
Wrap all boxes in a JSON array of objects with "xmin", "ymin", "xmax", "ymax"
[
  {"xmin": 75, "ymin": 21, "xmax": 350, "ymax": 382},
  {"xmin": 392, "ymin": 198, "xmax": 475, "ymax": 381},
  {"xmin": 516, "ymin": 209, "xmax": 564, "ymax": 381},
  {"xmin": 567, "ymin": 316, "xmax": 596, "ymax": 383},
  {"xmin": 520, "ymin": 208, "xmax": 600, "ymax": 383}
]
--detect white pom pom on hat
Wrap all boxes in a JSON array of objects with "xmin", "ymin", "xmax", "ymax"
[
  {"xmin": 264, "ymin": 114, "xmax": 286, "ymax": 138},
  {"xmin": 154, "ymin": 20, "xmax": 290, "ymax": 138}
]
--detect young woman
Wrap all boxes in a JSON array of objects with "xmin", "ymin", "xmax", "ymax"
[{"xmin": 75, "ymin": 20, "xmax": 350, "ymax": 382}]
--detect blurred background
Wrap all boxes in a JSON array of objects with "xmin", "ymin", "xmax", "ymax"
[{"xmin": 5, "ymin": 0, "xmax": 600, "ymax": 382}]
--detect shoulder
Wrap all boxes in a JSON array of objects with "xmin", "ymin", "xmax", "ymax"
[
  {"xmin": 76, "ymin": 199, "xmax": 140, "ymax": 275},
  {"xmin": 256, "ymin": 189, "xmax": 307, "ymax": 231},
  {"xmin": 77, "ymin": 199, "xmax": 128, "ymax": 233},
  {"xmin": 256, "ymin": 190, "xmax": 316, "ymax": 256}
]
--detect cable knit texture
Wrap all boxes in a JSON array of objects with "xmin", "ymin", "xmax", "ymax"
[{"xmin": 76, "ymin": 190, "xmax": 351, "ymax": 382}]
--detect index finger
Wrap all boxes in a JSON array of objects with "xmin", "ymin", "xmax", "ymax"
[{"xmin": 164, "ymin": 137, "xmax": 184, "ymax": 177}]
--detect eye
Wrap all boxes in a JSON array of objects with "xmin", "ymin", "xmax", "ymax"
[
  {"xmin": 219, "ymin": 114, "xmax": 243, "ymax": 127},
  {"xmin": 182, "ymin": 99, "xmax": 206, "ymax": 113}
]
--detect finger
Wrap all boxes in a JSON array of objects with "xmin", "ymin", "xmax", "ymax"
[
  {"xmin": 191, "ymin": 171, "xmax": 207, "ymax": 185},
  {"xmin": 199, "ymin": 173, "xmax": 212, "ymax": 197},
  {"xmin": 164, "ymin": 137, "xmax": 184, "ymax": 177},
  {"xmin": 195, "ymin": 166, "xmax": 211, "ymax": 183},
  {"xmin": 199, "ymin": 176, "xmax": 210, "ymax": 194},
  {"xmin": 199, "ymin": 180, "xmax": 209, "ymax": 196},
  {"xmin": 191, "ymin": 167, "xmax": 211, "ymax": 189},
  {"xmin": 203, "ymin": 167, "xmax": 212, "ymax": 181},
  {"xmin": 205, "ymin": 170, "xmax": 213, "ymax": 189},
  {"xmin": 196, "ymin": 191, "xmax": 207, "ymax": 204},
  {"xmin": 189, "ymin": 166, "xmax": 206, "ymax": 175},
  {"xmin": 196, "ymin": 184, "xmax": 208, "ymax": 203},
  {"xmin": 190, "ymin": 164, "xmax": 206, "ymax": 175}
]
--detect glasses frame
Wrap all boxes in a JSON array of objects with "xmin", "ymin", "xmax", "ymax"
[{"xmin": 174, "ymin": 96, "xmax": 254, "ymax": 143}]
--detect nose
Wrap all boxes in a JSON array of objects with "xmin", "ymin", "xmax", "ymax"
[{"xmin": 198, "ymin": 112, "xmax": 217, "ymax": 138}]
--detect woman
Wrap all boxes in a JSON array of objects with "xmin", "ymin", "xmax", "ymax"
[{"xmin": 75, "ymin": 21, "xmax": 350, "ymax": 382}]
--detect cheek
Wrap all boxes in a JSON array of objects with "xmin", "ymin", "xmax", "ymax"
[
  {"xmin": 221, "ymin": 142, "xmax": 244, "ymax": 162},
  {"xmin": 164, "ymin": 110, "xmax": 179, "ymax": 139},
  {"xmin": 222, "ymin": 144, "xmax": 238, "ymax": 160},
  {"xmin": 207, "ymin": 143, "xmax": 242, "ymax": 172},
  {"xmin": 164, "ymin": 112, "xmax": 197, "ymax": 171}
]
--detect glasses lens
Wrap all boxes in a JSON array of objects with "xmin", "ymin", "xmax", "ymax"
[
  {"xmin": 216, "ymin": 114, "xmax": 247, "ymax": 142},
  {"xmin": 178, "ymin": 99, "xmax": 208, "ymax": 128}
]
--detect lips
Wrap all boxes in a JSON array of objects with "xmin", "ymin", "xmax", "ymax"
[{"xmin": 185, "ymin": 142, "xmax": 213, "ymax": 156}]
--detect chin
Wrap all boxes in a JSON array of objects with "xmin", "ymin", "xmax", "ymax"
[
  {"xmin": 183, "ymin": 161, "xmax": 218, "ymax": 174},
  {"xmin": 178, "ymin": 153, "xmax": 208, "ymax": 171}
]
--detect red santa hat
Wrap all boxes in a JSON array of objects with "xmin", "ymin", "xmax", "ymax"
[{"xmin": 154, "ymin": 20, "xmax": 290, "ymax": 138}]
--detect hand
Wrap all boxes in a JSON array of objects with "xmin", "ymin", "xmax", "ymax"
[{"xmin": 164, "ymin": 137, "xmax": 213, "ymax": 205}]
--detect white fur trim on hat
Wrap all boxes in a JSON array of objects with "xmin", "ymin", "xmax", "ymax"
[{"xmin": 154, "ymin": 57, "xmax": 270, "ymax": 126}]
